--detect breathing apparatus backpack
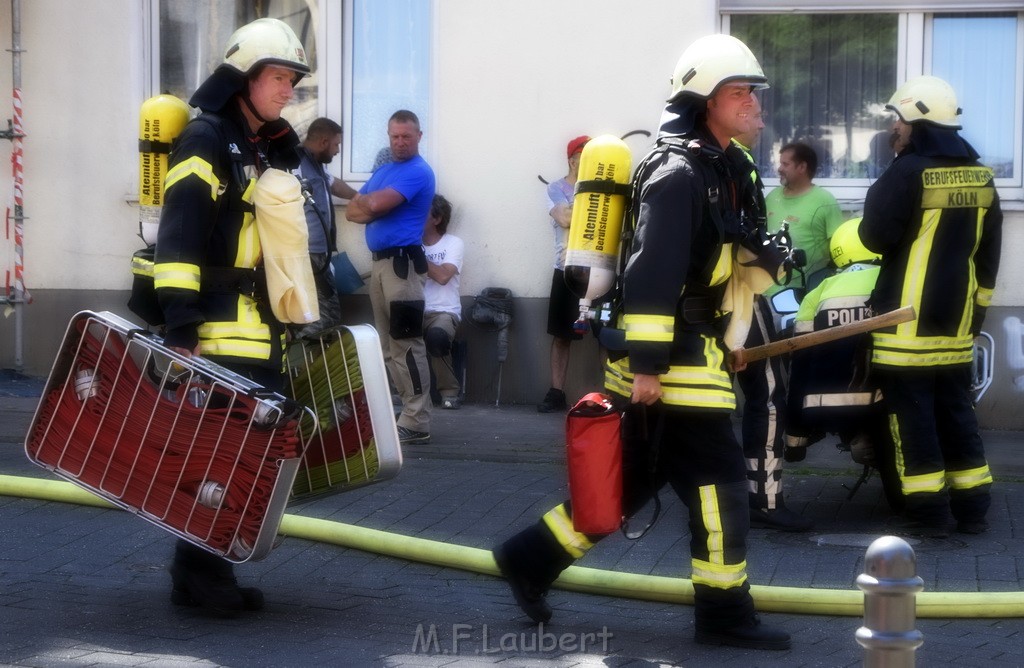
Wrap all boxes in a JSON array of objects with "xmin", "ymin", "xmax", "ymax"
[
  {"xmin": 595, "ymin": 136, "xmax": 799, "ymax": 355},
  {"xmin": 127, "ymin": 94, "xmax": 190, "ymax": 326},
  {"xmin": 562, "ymin": 135, "xmax": 632, "ymax": 335},
  {"xmin": 127, "ymin": 102, "xmax": 268, "ymax": 327}
]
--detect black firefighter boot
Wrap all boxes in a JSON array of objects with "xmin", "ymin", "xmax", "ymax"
[
  {"xmin": 169, "ymin": 540, "xmax": 264, "ymax": 616},
  {"xmin": 693, "ymin": 581, "xmax": 791, "ymax": 651},
  {"xmin": 493, "ymin": 522, "xmax": 574, "ymax": 624}
]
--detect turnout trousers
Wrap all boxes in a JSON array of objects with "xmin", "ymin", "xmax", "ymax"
[
  {"xmin": 874, "ymin": 365, "xmax": 992, "ymax": 525},
  {"xmin": 499, "ymin": 404, "xmax": 756, "ymax": 631}
]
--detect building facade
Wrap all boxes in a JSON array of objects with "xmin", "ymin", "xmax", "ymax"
[{"xmin": 0, "ymin": 0, "xmax": 1022, "ymax": 427}]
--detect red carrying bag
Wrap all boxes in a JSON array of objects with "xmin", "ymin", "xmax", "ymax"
[{"xmin": 565, "ymin": 392, "xmax": 623, "ymax": 534}]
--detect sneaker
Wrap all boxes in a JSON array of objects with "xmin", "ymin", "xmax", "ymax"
[
  {"xmin": 441, "ymin": 397, "xmax": 462, "ymax": 410},
  {"xmin": 493, "ymin": 544, "xmax": 552, "ymax": 624},
  {"xmin": 537, "ymin": 387, "xmax": 568, "ymax": 413},
  {"xmin": 695, "ymin": 615, "xmax": 791, "ymax": 651},
  {"xmin": 750, "ymin": 506, "xmax": 814, "ymax": 532},
  {"xmin": 397, "ymin": 425, "xmax": 430, "ymax": 444}
]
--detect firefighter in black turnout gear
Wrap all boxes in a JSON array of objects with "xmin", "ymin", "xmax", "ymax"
[
  {"xmin": 493, "ymin": 35, "xmax": 791, "ymax": 651},
  {"xmin": 860, "ymin": 75, "xmax": 1002, "ymax": 536},
  {"xmin": 154, "ymin": 17, "xmax": 310, "ymax": 615}
]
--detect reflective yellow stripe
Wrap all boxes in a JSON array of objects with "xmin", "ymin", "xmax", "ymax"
[
  {"xmin": 153, "ymin": 262, "xmax": 201, "ymax": 291},
  {"xmin": 958, "ymin": 210, "xmax": 986, "ymax": 336},
  {"xmin": 889, "ymin": 411, "xmax": 947, "ymax": 496},
  {"xmin": 872, "ymin": 332, "xmax": 974, "ymax": 367},
  {"xmin": 691, "ymin": 559, "xmax": 747, "ymax": 589},
  {"xmin": 900, "ymin": 209, "xmax": 939, "ymax": 339},
  {"xmin": 165, "ymin": 156, "xmax": 220, "ymax": 201},
  {"xmin": 946, "ymin": 464, "xmax": 992, "ymax": 491},
  {"xmin": 604, "ymin": 364, "xmax": 632, "ymax": 399},
  {"xmin": 131, "ymin": 256, "xmax": 154, "ymax": 277},
  {"xmin": 198, "ymin": 320, "xmax": 271, "ymax": 341},
  {"xmin": 872, "ymin": 347, "xmax": 973, "ymax": 367},
  {"xmin": 660, "ymin": 367, "xmax": 733, "ymax": 391},
  {"xmin": 976, "ymin": 286, "xmax": 993, "ymax": 308},
  {"xmin": 708, "ymin": 242, "xmax": 734, "ymax": 287},
  {"xmin": 603, "ymin": 347, "xmax": 736, "ymax": 411},
  {"xmin": 874, "ymin": 333, "xmax": 971, "ymax": 350},
  {"xmin": 901, "ymin": 470, "xmax": 946, "ymax": 494},
  {"xmin": 542, "ymin": 503, "xmax": 593, "ymax": 559},
  {"xmin": 889, "ymin": 413, "xmax": 907, "ymax": 481},
  {"xmin": 661, "ymin": 387, "xmax": 736, "ymax": 410},
  {"xmin": 624, "ymin": 314, "xmax": 674, "ymax": 342},
  {"xmin": 198, "ymin": 338, "xmax": 271, "ymax": 359},
  {"xmin": 699, "ymin": 485, "xmax": 724, "ymax": 564},
  {"xmin": 694, "ymin": 480, "xmax": 749, "ymax": 587},
  {"xmin": 235, "ymin": 179, "xmax": 259, "ymax": 267}
]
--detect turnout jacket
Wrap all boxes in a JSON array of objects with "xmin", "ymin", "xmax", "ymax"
[
  {"xmin": 155, "ymin": 102, "xmax": 300, "ymax": 369},
  {"xmin": 605, "ymin": 101, "xmax": 768, "ymax": 411},
  {"xmin": 860, "ymin": 126, "xmax": 1002, "ymax": 368}
]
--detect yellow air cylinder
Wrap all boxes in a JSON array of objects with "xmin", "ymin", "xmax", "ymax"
[
  {"xmin": 564, "ymin": 135, "xmax": 631, "ymax": 332},
  {"xmin": 138, "ymin": 94, "xmax": 190, "ymax": 244}
]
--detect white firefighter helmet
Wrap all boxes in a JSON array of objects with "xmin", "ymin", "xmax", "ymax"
[
  {"xmin": 830, "ymin": 218, "xmax": 881, "ymax": 269},
  {"xmin": 886, "ymin": 75, "xmax": 962, "ymax": 129},
  {"xmin": 669, "ymin": 34, "xmax": 769, "ymax": 102},
  {"xmin": 223, "ymin": 18, "xmax": 310, "ymax": 81}
]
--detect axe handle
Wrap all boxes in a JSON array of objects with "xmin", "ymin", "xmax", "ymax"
[{"xmin": 731, "ymin": 305, "xmax": 916, "ymax": 367}]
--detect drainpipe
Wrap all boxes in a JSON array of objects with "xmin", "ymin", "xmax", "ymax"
[{"xmin": 3, "ymin": 0, "xmax": 26, "ymax": 371}]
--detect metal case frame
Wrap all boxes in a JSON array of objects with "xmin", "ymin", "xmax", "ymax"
[{"xmin": 25, "ymin": 311, "xmax": 313, "ymax": 563}]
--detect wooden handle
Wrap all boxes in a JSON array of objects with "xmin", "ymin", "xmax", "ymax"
[{"xmin": 731, "ymin": 305, "xmax": 916, "ymax": 368}]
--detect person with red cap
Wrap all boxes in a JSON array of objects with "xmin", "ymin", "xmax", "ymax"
[{"xmin": 537, "ymin": 135, "xmax": 590, "ymax": 413}]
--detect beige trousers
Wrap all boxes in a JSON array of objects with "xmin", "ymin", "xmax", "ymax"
[{"xmin": 369, "ymin": 257, "xmax": 432, "ymax": 433}]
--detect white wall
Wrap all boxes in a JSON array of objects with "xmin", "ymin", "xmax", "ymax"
[
  {"xmin": 1, "ymin": 0, "xmax": 1019, "ymax": 304},
  {"xmin": 0, "ymin": 0, "xmax": 1022, "ymax": 421},
  {"xmin": 339, "ymin": 0, "xmax": 719, "ymax": 298},
  {"xmin": 0, "ymin": 1, "xmax": 143, "ymax": 292}
]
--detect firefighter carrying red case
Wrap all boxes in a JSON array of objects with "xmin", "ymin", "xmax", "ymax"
[
  {"xmin": 566, "ymin": 392, "xmax": 623, "ymax": 534},
  {"xmin": 24, "ymin": 311, "xmax": 314, "ymax": 563}
]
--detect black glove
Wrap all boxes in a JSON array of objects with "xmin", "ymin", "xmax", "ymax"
[
  {"xmin": 972, "ymin": 305, "xmax": 987, "ymax": 337},
  {"xmin": 163, "ymin": 324, "xmax": 199, "ymax": 353}
]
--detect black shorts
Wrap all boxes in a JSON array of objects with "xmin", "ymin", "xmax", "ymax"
[{"xmin": 546, "ymin": 268, "xmax": 583, "ymax": 341}]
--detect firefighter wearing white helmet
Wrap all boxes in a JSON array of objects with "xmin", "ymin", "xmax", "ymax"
[
  {"xmin": 494, "ymin": 34, "xmax": 792, "ymax": 651},
  {"xmin": 860, "ymin": 75, "xmax": 1003, "ymax": 536},
  {"xmin": 783, "ymin": 218, "xmax": 903, "ymax": 509},
  {"xmin": 154, "ymin": 17, "xmax": 309, "ymax": 615},
  {"xmin": 886, "ymin": 75, "xmax": 962, "ymax": 128}
]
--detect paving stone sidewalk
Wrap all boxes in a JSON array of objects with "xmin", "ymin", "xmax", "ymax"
[{"xmin": 1, "ymin": 390, "xmax": 1022, "ymax": 666}]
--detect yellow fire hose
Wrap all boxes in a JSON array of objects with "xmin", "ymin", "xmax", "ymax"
[{"xmin": 3, "ymin": 473, "xmax": 1022, "ymax": 618}]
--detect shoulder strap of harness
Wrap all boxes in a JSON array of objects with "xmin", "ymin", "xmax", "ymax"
[{"xmin": 185, "ymin": 112, "xmax": 251, "ymax": 200}]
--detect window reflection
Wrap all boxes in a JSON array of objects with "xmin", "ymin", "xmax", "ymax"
[
  {"xmin": 732, "ymin": 14, "xmax": 899, "ymax": 180},
  {"xmin": 158, "ymin": 0, "xmax": 318, "ymax": 136},
  {"xmin": 350, "ymin": 0, "xmax": 431, "ymax": 173},
  {"xmin": 932, "ymin": 13, "xmax": 1017, "ymax": 178}
]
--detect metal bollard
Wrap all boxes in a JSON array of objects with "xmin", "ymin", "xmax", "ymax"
[{"xmin": 855, "ymin": 535, "xmax": 924, "ymax": 667}]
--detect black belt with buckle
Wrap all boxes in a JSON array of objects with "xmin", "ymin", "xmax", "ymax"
[{"xmin": 372, "ymin": 245, "xmax": 422, "ymax": 261}]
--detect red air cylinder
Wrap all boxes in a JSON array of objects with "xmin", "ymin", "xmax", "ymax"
[{"xmin": 566, "ymin": 392, "xmax": 623, "ymax": 534}]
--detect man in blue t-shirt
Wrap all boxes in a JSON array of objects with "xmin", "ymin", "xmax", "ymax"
[{"xmin": 346, "ymin": 109, "xmax": 436, "ymax": 444}]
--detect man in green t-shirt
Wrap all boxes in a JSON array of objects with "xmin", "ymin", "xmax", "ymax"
[
  {"xmin": 766, "ymin": 142, "xmax": 844, "ymax": 293},
  {"xmin": 743, "ymin": 141, "xmax": 843, "ymax": 532}
]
